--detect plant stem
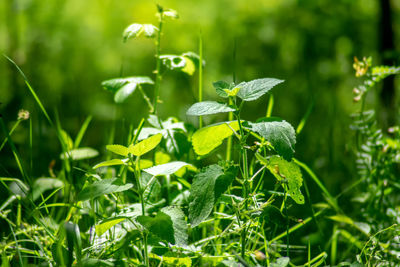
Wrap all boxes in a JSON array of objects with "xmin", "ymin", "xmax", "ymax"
[
  {"xmin": 234, "ymin": 101, "xmax": 250, "ymax": 259},
  {"xmin": 198, "ymin": 31, "xmax": 203, "ymax": 128},
  {"xmin": 152, "ymin": 12, "xmax": 164, "ymax": 115},
  {"xmin": 131, "ymin": 155, "xmax": 149, "ymax": 267}
]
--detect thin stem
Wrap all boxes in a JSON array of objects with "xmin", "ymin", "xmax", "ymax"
[
  {"xmin": 130, "ymin": 155, "xmax": 149, "ymax": 267},
  {"xmin": 234, "ymin": 100, "xmax": 250, "ymax": 259},
  {"xmin": 226, "ymin": 98, "xmax": 234, "ymax": 162},
  {"xmin": 152, "ymin": 12, "xmax": 164, "ymax": 115},
  {"xmin": 198, "ymin": 31, "xmax": 203, "ymax": 128}
]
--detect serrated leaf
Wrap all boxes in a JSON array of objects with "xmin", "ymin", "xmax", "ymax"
[
  {"xmin": 259, "ymin": 155, "xmax": 304, "ymax": 204},
  {"xmin": 248, "ymin": 119, "xmax": 296, "ymax": 160},
  {"xmin": 137, "ymin": 212, "xmax": 174, "ymax": 244},
  {"xmin": 237, "ymin": 78, "xmax": 283, "ymax": 101},
  {"xmin": 161, "ymin": 206, "xmax": 188, "ymax": 246},
  {"xmin": 95, "ymin": 217, "xmax": 126, "ymax": 236},
  {"xmin": 143, "ymin": 161, "xmax": 191, "ymax": 176},
  {"xmin": 77, "ymin": 178, "xmax": 133, "ymax": 201},
  {"xmin": 60, "ymin": 147, "xmax": 99, "ymax": 161},
  {"xmin": 128, "ymin": 133, "xmax": 162, "ymax": 156},
  {"xmin": 106, "ymin": 144, "xmax": 129, "ymax": 157},
  {"xmin": 93, "ymin": 159, "xmax": 127, "ymax": 169},
  {"xmin": 101, "ymin": 77, "xmax": 154, "ymax": 103},
  {"xmin": 191, "ymin": 121, "xmax": 240, "ymax": 156},
  {"xmin": 189, "ymin": 165, "xmax": 236, "ymax": 227},
  {"xmin": 186, "ymin": 101, "xmax": 235, "ymax": 116}
]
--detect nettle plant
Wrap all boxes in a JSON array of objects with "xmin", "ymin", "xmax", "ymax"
[
  {"xmin": 86, "ymin": 6, "xmax": 309, "ymax": 266},
  {"xmin": 0, "ymin": 6, "xmax": 328, "ymax": 267}
]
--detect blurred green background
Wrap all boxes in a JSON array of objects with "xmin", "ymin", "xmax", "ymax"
[{"xmin": 1, "ymin": 0, "xmax": 399, "ymax": 199}]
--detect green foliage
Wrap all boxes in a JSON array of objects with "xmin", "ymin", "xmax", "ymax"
[
  {"xmin": 189, "ymin": 164, "xmax": 235, "ymax": 227},
  {"xmin": 258, "ymin": 154, "xmax": 304, "ymax": 204},
  {"xmin": 186, "ymin": 101, "xmax": 236, "ymax": 116},
  {"xmin": 191, "ymin": 121, "xmax": 240, "ymax": 155},
  {"xmin": 5, "ymin": 2, "xmax": 400, "ymax": 265},
  {"xmin": 236, "ymin": 78, "xmax": 284, "ymax": 101},
  {"xmin": 247, "ymin": 119, "xmax": 296, "ymax": 160},
  {"xmin": 101, "ymin": 77, "xmax": 154, "ymax": 103},
  {"xmin": 77, "ymin": 178, "xmax": 133, "ymax": 201}
]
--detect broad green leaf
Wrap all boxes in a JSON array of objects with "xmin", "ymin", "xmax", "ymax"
[
  {"xmin": 95, "ymin": 217, "xmax": 126, "ymax": 236},
  {"xmin": 186, "ymin": 101, "xmax": 235, "ymax": 116},
  {"xmin": 106, "ymin": 144, "xmax": 129, "ymax": 157},
  {"xmin": 161, "ymin": 206, "xmax": 188, "ymax": 246},
  {"xmin": 77, "ymin": 178, "xmax": 133, "ymax": 201},
  {"xmin": 93, "ymin": 159, "xmax": 127, "ymax": 169},
  {"xmin": 102, "ymin": 77, "xmax": 154, "ymax": 103},
  {"xmin": 143, "ymin": 161, "xmax": 191, "ymax": 176},
  {"xmin": 248, "ymin": 119, "xmax": 296, "ymax": 160},
  {"xmin": 189, "ymin": 165, "xmax": 236, "ymax": 227},
  {"xmin": 32, "ymin": 178, "xmax": 64, "ymax": 201},
  {"xmin": 258, "ymin": 155, "xmax": 304, "ymax": 204},
  {"xmin": 128, "ymin": 133, "xmax": 162, "ymax": 156},
  {"xmin": 191, "ymin": 121, "xmax": 240, "ymax": 156},
  {"xmin": 237, "ymin": 78, "xmax": 283, "ymax": 101},
  {"xmin": 137, "ymin": 212, "xmax": 174, "ymax": 244},
  {"xmin": 149, "ymin": 254, "xmax": 191, "ymax": 267},
  {"xmin": 60, "ymin": 147, "xmax": 99, "ymax": 161}
]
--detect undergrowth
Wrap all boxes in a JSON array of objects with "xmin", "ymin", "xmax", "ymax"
[{"xmin": 1, "ymin": 6, "xmax": 400, "ymax": 267}]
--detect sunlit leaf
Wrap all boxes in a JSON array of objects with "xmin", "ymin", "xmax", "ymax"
[
  {"xmin": 257, "ymin": 155, "xmax": 304, "ymax": 204},
  {"xmin": 186, "ymin": 101, "xmax": 235, "ymax": 116},
  {"xmin": 101, "ymin": 77, "xmax": 154, "ymax": 103},
  {"xmin": 143, "ymin": 161, "xmax": 191, "ymax": 176},
  {"xmin": 237, "ymin": 78, "xmax": 284, "ymax": 101},
  {"xmin": 95, "ymin": 217, "xmax": 126, "ymax": 236},
  {"xmin": 106, "ymin": 144, "xmax": 129, "ymax": 157},
  {"xmin": 191, "ymin": 121, "xmax": 240, "ymax": 156},
  {"xmin": 93, "ymin": 159, "xmax": 127, "ymax": 169},
  {"xmin": 128, "ymin": 133, "xmax": 162, "ymax": 156}
]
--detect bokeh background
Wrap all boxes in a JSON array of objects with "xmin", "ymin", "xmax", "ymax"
[{"xmin": 1, "ymin": 0, "xmax": 399, "ymax": 202}]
